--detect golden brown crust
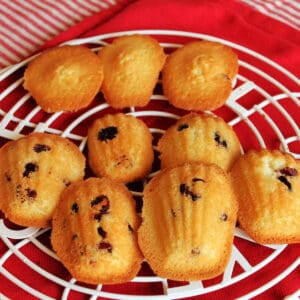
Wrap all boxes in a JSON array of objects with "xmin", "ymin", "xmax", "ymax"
[
  {"xmin": 138, "ymin": 162, "xmax": 238, "ymax": 281},
  {"xmin": 0, "ymin": 132, "xmax": 85, "ymax": 227},
  {"xmin": 98, "ymin": 34, "xmax": 166, "ymax": 108},
  {"xmin": 87, "ymin": 113, "xmax": 154, "ymax": 183},
  {"xmin": 23, "ymin": 45, "xmax": 103, "ymax": 113},
  {"xmin": 230, "ymin": 149, "xmax": 300, "ymax": 244},
  {"xmin": 157, "ymin": 112, "xmax": 241, "ymax": 171},
  {"xmin": 162, "ymin": 40, "xmax": 238, "ymax": 111},
  {"xmin": 51, "ymin": 177, "xmax": 143, "ymax": 284}
]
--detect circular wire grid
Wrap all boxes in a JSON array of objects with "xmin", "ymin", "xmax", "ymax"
[{"xmin": 0, "ymin": 30, "xmax": 299, "ymax": 300}]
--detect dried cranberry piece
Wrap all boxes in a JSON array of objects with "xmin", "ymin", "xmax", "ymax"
[
  {"xmin": 191, "ymin": 193, "xmax": 201, "ymax": 201},
  {"xmin": 25, "ymin": 188, "xmax": 37, "ymax": 198},
  {"xmin": 99, "ymin": 242, "xmax": 112, "ymax": 253},
  {"xmin": 214, "ymin": 132, "xmax": 227, "ymax": 148},
  {"xmin": 180, "ymin": 183, "xmax": 201, "ymax": 201},
  {"xmin": 91, "ymin": 195, "xmax": 110, "ymax": 221},
  {"xmin": 192, "ymin": 177, "xmax": 205, "ymax": 183},
  {"xmin": 97, "ymin": 227, "xmax": 107, "ymax": 238},
  {"xmin": 191, "ymin": 247, "xmax": 200, "ymax": 255},
  {"xmin": 180, "ymin": 183, "xmax": 188, "ymax": 194},
  {"xmin": 91, "ymin": 195, "xmax": 108, "ymax": 207},
  {"xmin": 71, "ymin": 203, "xmax": 79, "ymax": 213},
  {"xmin": 278, "ymin": 176, "xmax": 292, "ymax": 191},
  {"xmin": 93, "ymin": 205, "xmax": 110, "ymax": 221},
  {"xmin": 94, "ymin": 213, "xmax": 102, "ymax": 221},
  {"xmin": 177, "ymin": 123, "xmax": 189, "ymax": 131},
  {"xmin": 128, "ymin": 223, "xmax": 134, "ymax": 233},
  {"xmin": 279, "ymin": 167, "xmax": 298, "ymax": 177},
  {"xmin": 98, "ymin": 126, "xmax": 118, "ymax": 142},
  {"xmin": 33, "ymin": 144, "xmax": 51, "ymax": 153},
  {"xmin": 100, "ymin": 203, "xmax": 110, "ymax": 214},
  {"xmin": 23, "ymin": 163, "xmax": 38, "ymax": 177}
]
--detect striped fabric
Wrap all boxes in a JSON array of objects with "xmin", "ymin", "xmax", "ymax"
[
  {"xmin": 241, "ymin": 0, "xmax": 300, "ymax": 30},
  {"xmin": 0, "ymin": 0, "xmax": 117, "ymax": 69},
  {"xmin": 0, "ymin": 0, "xmax": 299, "ymax": 69}
]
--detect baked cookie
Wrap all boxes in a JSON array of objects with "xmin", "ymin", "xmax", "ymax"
[
  {"xmin": 0, "ymin": 132, "xmax": 85, "ymax": 228},
  {"xmin": 230, "ymin": 149, "xmax": 300, "ymax": 244},
  {"xmin": 138, "ymin": 162, "xmax": 238, "ymax": 281},
  {"xmin": 98, "ymin": 34, "xmax": 166, "ymax": 108},
  {"xmin": 88, "ymin": 113, "xmax": 154, "ymax": 183},
  {"xmin": 23, "ymin": 45, "xmax": 103, "ymax": 112},
  {"xmin": 157, "ymin": 113, "xmax": 241, "ymax": 171},
  {"xmin": 162, "ymin": 40, "xmax": 238, "ymax": 111},
  {"xmin": 51, "ymin": 177, "xmax": 143, "ymax": 284}
]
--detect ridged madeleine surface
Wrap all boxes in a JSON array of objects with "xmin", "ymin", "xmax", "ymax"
[
  {"xmin": 98, "ymin": 34, "xmax": 166, "ymax": 108},
  {"xmin": 138, "ymin": 162, "xmax": 238, "ymax": 281},
  {"xmin": 88, "ymin": 113, "xmax": 154, "ymax": 183},
  {"xmin": 230, "ymin": 149, "xmax": 300, "ymax": 244},
  {"xmin": 0, "ymin": 133, "xmax": 85, "ymax": 227},
  {"xmin": 51, "ymin": 177, "xmax": 143, "ymax": 284},
  {"xmin": 158, "ymin": 113, "xmax": 241, "ymax": 171}
]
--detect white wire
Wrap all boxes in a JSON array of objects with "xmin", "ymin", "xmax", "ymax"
[
  {"xmin": 237, "ymin": 258, "xmax": 300, "ymax": 300},
  {"xmin": 0, "ymin": 30, "xmax": 299, "ymax": 300}
]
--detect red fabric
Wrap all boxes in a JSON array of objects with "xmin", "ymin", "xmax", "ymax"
[
  {"xmin": 41, "ymin": 0, "xmax": 136, "ymax": 50},
  {"xmin": 1, "ymin": 0, "xmax": 299, "ymax": 299},
  {"xmin": 43, "ymin": 0, "xmax": 300, "ymax": 77}
]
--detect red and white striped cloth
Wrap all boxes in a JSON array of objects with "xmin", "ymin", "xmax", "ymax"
[
  {"xmin": 0, "ymin": 0, "xmax": 299, "ymax": 69},
  {"xmin": 241, "ymin": 0, "xmax": 300, "ymax": 30},
  {"xmin": 0, "ymin": 0, "xmax": 118, "ymax": 69}
]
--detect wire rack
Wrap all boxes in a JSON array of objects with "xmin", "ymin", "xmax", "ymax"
[{"xmin": 0, "ymin": 30, "xmax": 299, "ymax": 300}]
